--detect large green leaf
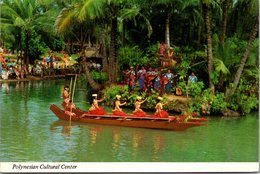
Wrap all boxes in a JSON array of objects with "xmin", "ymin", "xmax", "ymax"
[{"xmin": 214, "ymin": 58, "xmax": 230, "ymax": 75}]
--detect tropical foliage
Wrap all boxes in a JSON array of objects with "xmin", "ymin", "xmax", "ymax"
[{"xmin": 0, "ymin": 0, "xmax": 258, "ymax": 115}]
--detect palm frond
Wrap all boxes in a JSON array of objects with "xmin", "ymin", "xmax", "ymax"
[
  {"xmin": 243, "ymin": 66, "xmax": 259, "ymax": 79},
  {"xmin": 1, "ymin": 4, "xmax": 20, "ymax": 20},
  {"xmin": 14, "ymin": 16, "xmax": 25, "ymax": 27},
  {"xmin": 77, "ymin": 0, "xmax": 104, "ymax": 21},
  {"xmin": 120, "ymin": 6, "xmax": 152, "ymax": 38},
  {"xmin": 214, "ymin": 58, "xmax": 230, "ymax": 75},
  {"xmin": 55, "ymin": 5, "xmax": 77, "ymax": 33}
]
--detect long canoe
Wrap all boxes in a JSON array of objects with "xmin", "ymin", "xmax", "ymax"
[{"xmin": 50, "ymin": 104, "xmax": 206, "ymax": 131}]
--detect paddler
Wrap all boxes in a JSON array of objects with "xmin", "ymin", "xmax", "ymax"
[
  {"xmin": 88, "ymin": 94, "xmax": 106, "ymax": 115},
  {"xmin": 154, "ymin": 96, "xmax": 169, "ymax": 118},
  {"xmin": 133, "ymin": 96, "xmax": 147, "ymax": 117},
  {"xmin": 64, "ymin": 100, "xmax": 76, "ymax": 117},
  {"xmin": 62, "ymin": 86, "xmax": 70, "ymax": 109},
  {"xmin": 112, "ymin": 95, "xmax": 127, "ymax": 116}
]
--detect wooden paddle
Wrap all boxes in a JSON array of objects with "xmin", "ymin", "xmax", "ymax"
[
  {"xmin": 69, "ymin": 77, "xmax": 73, "ymax": 99},
  {"xmin": 70, "ymin": 74, "xmax": 77, "ymax": 125},
  {"xmin": 71, "ymin": 74, "xmax": 77, "ymax": 102}
]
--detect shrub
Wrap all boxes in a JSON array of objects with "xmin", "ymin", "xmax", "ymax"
[
  {"xmin": 229, "ymin": 78, "xmax": 259, "ymax": 114},
  {"xmin": 102, "ymin": 85, "xmax": 161, "ymax": 109},
  {"xmin": 178, "ymin": 81, "xmax": 204, "ymax": 97},
  {"xmin": 211, "ymin": 92, "xmax": 228, "ymax": 113},
  {"xmin": 90, "ymin": 70, "xmax": 108, "ymax": 83}
]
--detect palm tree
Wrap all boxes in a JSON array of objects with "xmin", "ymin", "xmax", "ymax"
[
  {"xmin": 119, "ymin": 5, "xmax": 153, "ymax": 46},
  {"xmin": 55, "ymin": 0, "xmax": 152, "ymax": 87},
  {"xmin": 225, "ymin": 0, "xmax": 259, "ymax": 99},
  {"xmin": 151, "ymin": 0, "xmax": 179, "ymax": 47},
  {"xmin": 181, "ymin": 0, "xmax": 204, "ymax": 48},
  {"xmin": 55, "ymin": 0, "xmax": 120, "ymax": 87},
  {"xmin": 203, "ymin": 0, "xmax": 214, "ymax": 94},
  {"xmin": 225, "ymin": 20, "xmax": 259, "ymax": 99},
  {"xmin": 220, "ymin": 0, "xmax": 230, "ymax": 44},
  {"xmin": 0, "ymin": 0, "xmax": 58, "ymax": 68}
]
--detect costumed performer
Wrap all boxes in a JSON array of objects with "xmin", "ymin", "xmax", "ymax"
[
  {"xmin": 62, "ymin": 86, "xmax": 70, "ymax": 109},
  {"xmin": 112, "ymin": 95, "xmax": 127, "ymax": 116},
  {"xmin": 154, "ymin": 96, "xmax": 169, "ymax": 118},
  {"xmin": 133, "ymin": 96, "xmax": 147, "ymax": 117},
  {"xmin": 64, "ymin": 100, "xmax": 76, "ymax": 117},
  {"xmin": 88, "ymin": 94, "xmax": 106, "ymax": 115}
]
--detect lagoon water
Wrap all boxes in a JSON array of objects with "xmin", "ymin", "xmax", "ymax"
[{"xmin": 0, "ymin": 80, "xmax": 258, "ymax": 162}]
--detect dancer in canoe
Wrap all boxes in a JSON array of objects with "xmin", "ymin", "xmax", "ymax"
[
  {"xmin": 154, "ymin": 96, "xmax": 169, "ymax": 118},
  {"xmin": 62, "ymin": 86, "xmax": 70, "ymax": 109},
  {"xmin": 64, "ymin": 100, "xmax": 76, "ymax": 117},
  {"xmin": 112, "ymin": 95, "xmax": 127, "ymax": 116},
  {"xmin": 133, "ymin": 96, "xmax": 147, "ymax": 117},
  {"xmin": 88, "ymin": 94, "xmax": 106, "ymax": 115}
]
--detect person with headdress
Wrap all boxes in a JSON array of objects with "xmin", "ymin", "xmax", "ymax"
[
  {"xmin": 167, "ymin": 47, "xmax": 177, "ymax": 67},
  {"xmin": 133, "ymin": 96, "xmax": 147, "ymax": 117},
  {"xmin": 154, "ymin": 96, "xmax": 169, "ymax": 118},
  {"xmin": 112, "ymin": 95, "xmax": 127, "ymax": 116},
  {"xmin": 88, "ymin": 94, "xmax": 106, "ymax": 115},
  {"xmin": 62, "ymin": 86, "xmax": 70, "ymax": 109}
]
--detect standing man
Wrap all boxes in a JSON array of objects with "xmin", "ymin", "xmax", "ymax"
[
  {"xmin": 164, "ymin": 69, "xmax": 174, "ymax": 94},
  {"xmin": 188, "ymin": 71, "xmax": 198, "ymax": 84},
  {"xmin": 187, "ymin": 71, "xmax": 198, "ymax": 97}
]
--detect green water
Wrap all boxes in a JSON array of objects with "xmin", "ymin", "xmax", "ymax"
[{"xmin": 0, "ymin": 80, "xmax": 258, "ymax": 162}]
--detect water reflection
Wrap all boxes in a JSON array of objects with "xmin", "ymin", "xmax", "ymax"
[
  {"xmin": 89, "ymin": 127, "xmax": 103, "ymax": 146},
  {"xmin": 49, "ymin": 119, "xmax": 170, "ymax": 161},
  {"xmin": 50, "ymin": 120, "xmax": 75, "ymax": 137},
  {"xmin": 1, "ymin": 83, "xmax": 10, "ymax": 93},
  {"xmin": 152, "ymin": 134, "xmax": 165, "ymax": 161},
  {"xmin": 1, "ymin": 80, "xmax": 258, "ymax": 162},
  {"xmin": 112, "ymin": 129, "xmax": 121, "ymax": 150}
]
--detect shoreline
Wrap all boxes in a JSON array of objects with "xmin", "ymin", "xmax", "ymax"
[{"xmin": 0, "ymin": 74, "xmax": 81, "ymax": 83}]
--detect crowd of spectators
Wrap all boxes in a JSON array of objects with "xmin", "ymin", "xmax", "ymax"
[{"xmin": 0, "ymin": 49, "xmax": 81, "ymax": 80}]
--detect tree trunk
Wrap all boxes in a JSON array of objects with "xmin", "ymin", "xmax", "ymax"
[
  {"xmin": 204, "ymin": 4, "xmax": 215, "ymax": 95},
  {"xmin": 196, "ymin": 5, "xmax": 202, "ymax": 49},
  {"xmin": 226, "ymin": 21, "xmax": 259, "ymax": 99},
  {"xmin": 108, "ymin": 11, "xmax": 118, "ymax": 83},
  {"xmin": 165, "ymin": 11, "xmax": 170, "ymax": 47},
  {"xmin": 99, "ymin": 33, "xmax": 108, "ymax": 73},
  {"xmin": 88, "ymin": 35, "xmax": 91, "ymax": 47},
  {"xmin": 25, "ymin": 32, "xmax": 30, "ymax": 71},
  {"xmin": 220, "ymin": 0, "xmax": 229, "ymax": 45},
  {"xmin": 122, "ymin": 20, "xmax": 125, "ymax": 46},
  {"xmin": 197, "ymin": 19, "xmax": 202, "ymax": 49},
  {"xmin": 84, "ymin": 57, "xmax": 102, "ymax": 90}
]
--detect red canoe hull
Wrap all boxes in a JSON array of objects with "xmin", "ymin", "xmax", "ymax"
[{"xmin": 50, "ymin": 104, "xmax": 206, "ymax": 131}]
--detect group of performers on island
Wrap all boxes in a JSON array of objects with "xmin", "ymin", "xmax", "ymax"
[
  {"xmin": 62, "ymin": 86, "xmax": 171, "ymax": 118},
  {"xmin": 123, "ymin": 66, "xmax": 181, "ymax": 95}
]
